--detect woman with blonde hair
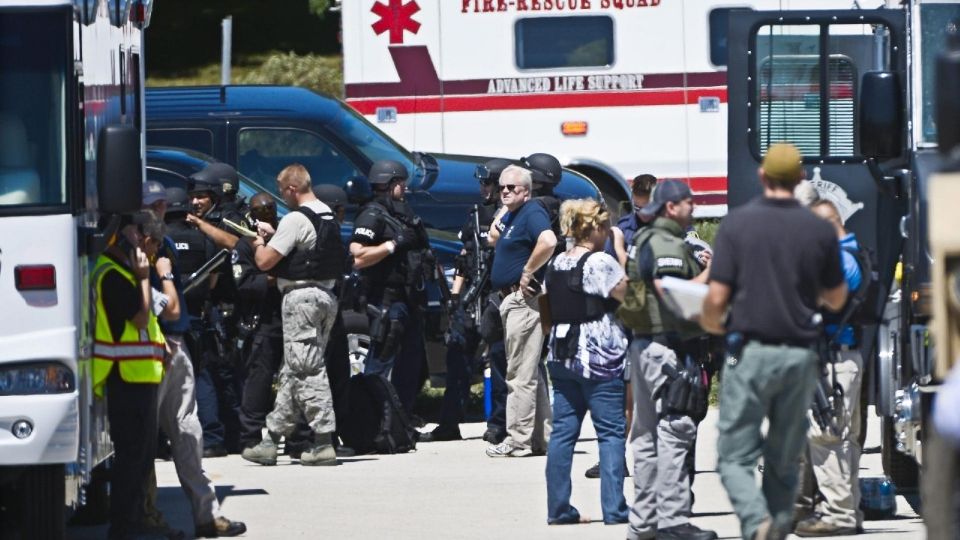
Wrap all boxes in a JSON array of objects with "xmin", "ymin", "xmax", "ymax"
[{"xmin": 543, "ymin": 198, "xmax": 630, "ymax": 525}]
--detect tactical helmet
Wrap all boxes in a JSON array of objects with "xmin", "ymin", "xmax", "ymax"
[
  {"xmin": 313, "ymin": 184, "xmax": 348, "ymax": 209},
  {"xmin": 520, "ymin": 153, "xmax": 562, "ymax": 186},
  {"xmin": 474, "ymin": 158, "xmax": 513, "ymax": 184},
  {"xmin": 188, "ymin": 162, "xmax": 238, "ymax": 196},
  {"xmin": 368, "ymin": 160, "xmax": 409, "ymax": 186},
  {"xmin": 165, "ymin": 187, "xmax": 189, "ymax": 215}
]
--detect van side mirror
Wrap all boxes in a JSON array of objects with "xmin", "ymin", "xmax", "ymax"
[
  {"xmin": 859, "ymin": 71, "xmax": 903, "ymax": 160},
  {"xmin": 344, "ymin": 176, "xmax": 373, "ymax": 204},
  {"xmin": 936, "ymin": 27, "xmax": 960, "ymax": 156},
  {"xmin": 97, "ymin": 125, "xmax": 142, "ymax": 214}
]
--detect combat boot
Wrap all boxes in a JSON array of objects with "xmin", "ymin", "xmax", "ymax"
[
  {"xmin": 300, "ymin": 432, "xmax": 338, "ymax": 466},
  {"xmin": 241, "ymin": 432, "xmax": 280, "ymax": 466}
]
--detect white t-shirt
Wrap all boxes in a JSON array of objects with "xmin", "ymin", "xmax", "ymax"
[{"xmin": 268, "ymin": 199, "xmax": 336, "ymax": 290}]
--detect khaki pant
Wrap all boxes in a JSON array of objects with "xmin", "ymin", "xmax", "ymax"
[
  {"xmin": 499, "ymin": 290, "xmax": 551, "ymax": 451},
  {"xmin": 797, "ymin": 349, "xmax": 863, "ymax": 529}
]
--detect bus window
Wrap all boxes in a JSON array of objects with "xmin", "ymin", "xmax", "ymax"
[{"xmin": 515, "ymin": 16, "xmax": 614, "ymax": 70}]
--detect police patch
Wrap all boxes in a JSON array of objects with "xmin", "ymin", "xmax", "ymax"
[
  {"xmin": 355, "ymin": 227, "xmax": 375, "ymax": 239},
  {"xmin": 231, "ymin": 250, "xmax": 239, "ymax": 264},
  {"xmin": 656, "ymin": 257, "xmax": 684, "ymax": 269},
  {"xmin": 232, "ymin": 264, "xmax": 242, "ymax": 280}
]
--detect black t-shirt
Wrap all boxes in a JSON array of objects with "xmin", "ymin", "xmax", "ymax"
[
  {"xmin": 100, "ymin": 254, "xmax": 140, "ymax": 343},
  {"xmin": 350, "ymin": 198, "xmax": 425, "ymax": 287},
  {"xmin": 710, "ymin": 196, "xmax": 844, "ymax": 343}
]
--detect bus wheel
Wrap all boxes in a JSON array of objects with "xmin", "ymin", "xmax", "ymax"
[{"xmin": 19, "ymin": 465, "xmax": 66, "ymax": 538}]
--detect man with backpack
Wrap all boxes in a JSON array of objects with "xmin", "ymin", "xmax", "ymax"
[
  {"xmin": 793, "ymin": 199, "xmax": 866, "ymax": 537},
  {"xmin": 619, "ymin": 179, "xmax": 717, "ymax": 540},
  {"xmin": 241, "ymin": 164, "xmax": 345, "ymax": 467}
]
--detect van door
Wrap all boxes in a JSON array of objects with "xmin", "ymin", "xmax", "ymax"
[{"xmin": 726, "ymin": 8, "xmax": 907, "ymax": 285}]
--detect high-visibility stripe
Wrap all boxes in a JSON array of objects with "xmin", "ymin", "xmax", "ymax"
[{"xmin": 94, "ymin": 343, "xmax": 165, "ymax": 359}]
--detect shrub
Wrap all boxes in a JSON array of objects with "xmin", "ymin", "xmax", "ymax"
[{"xmin": 239, "ymin": 52, "xmax": 343, "ymax": 98}]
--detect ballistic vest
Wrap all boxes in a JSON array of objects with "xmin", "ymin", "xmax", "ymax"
[
  {"xmin": 92, "ymin": 254, "xmax": 165, "ymax": 397},
  {"xmin": 546, "ymin": 252, "xmax": 618, "ymax": 324}
]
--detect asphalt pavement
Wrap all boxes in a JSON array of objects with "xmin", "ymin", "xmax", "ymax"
[{"xmin": 67, "ymin": 407, "xmax": 924, "ymax": 539}]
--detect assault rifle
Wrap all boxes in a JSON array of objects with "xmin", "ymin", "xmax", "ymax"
[
  {"xmin": 183, "ymin": 249, "xmax": 230, "ymax": 294},
  {"xmin": 460, "ymin": 204, "xmax": 492, "ymax": 327}
]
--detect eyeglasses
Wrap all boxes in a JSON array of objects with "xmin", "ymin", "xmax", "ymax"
[{"xmin": 499, "ymin": 184, "xmax": 523, "ymax": 193}]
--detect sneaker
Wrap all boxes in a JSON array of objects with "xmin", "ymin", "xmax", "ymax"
[
  {"xmin": 584, "ymin": 462, "xmax": 600, "ymax": 478},
  {"xmin": 419, "ymin": 424, "xmax": 462, "ymax": 442},
  {"xmin": 195, "ymin": 516, "xmax": 247, "ymax": 538},
  {"xmin": 335, "ymin": 445, "xmax": 357, "ymax": 457},
  {"xmin": 482, "ymin": 427, "xmax": 506, "ymax": 444},
  {"xmin": 241, "ymin": 439, "xmax": 278, "ymax": 466},
  {"xmin": 300, "ymin": 433, "xmax": 338, "ymax": 466},
  {"xmin": 656, "ymin": 523, "xmax": 718, "ymax": 540},
  {"xmin": 485, "ymin": 442, "xmax": 533, "ymax": 458},
  {"xmin": 793, "ymin": 517, "xmax": 857, "ymax": 537}
]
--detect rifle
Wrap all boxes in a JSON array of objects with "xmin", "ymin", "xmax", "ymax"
[
  {"xmin": 183, "ymin": 249, "xmax": 230, "ymax": 294},
  {"xmin": 460, "ymin": 204, "xmax": 492, "ymax": 327}
]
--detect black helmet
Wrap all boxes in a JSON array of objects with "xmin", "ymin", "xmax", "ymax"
[
  {"xmin": 521, "ymin": 153, "xmax": 562, "ymax": 186},
  {"xmin": 166, "ymin": 187, "xmax": 189, "ymax": 214},
  {"xmin": 313, "ymin": 184, "xmax": 348, "ymax": 209},
  {"xmin": 474, "ymin": 158, "xmax": 513, "ymax": 184},
  {"xmin": 188, "ymin": 162, "xmax": 238, "ymax": 196},
  {"xmin": 368, "ymin": 160, "xmax": 409, "ymax": 186}
]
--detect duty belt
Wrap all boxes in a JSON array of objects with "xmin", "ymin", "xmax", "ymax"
[
  {"xmin": 498, "ymin": 283, "xmax": 522, "ymax": 297},
  {"xmin": 281, "ymin": 280, "xmax": 334, "ymax": 295}
]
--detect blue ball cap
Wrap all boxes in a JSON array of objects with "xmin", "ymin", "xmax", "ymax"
[{"xmin": 639, "ymin": 179, "xmax": 693, "ymax": 219}]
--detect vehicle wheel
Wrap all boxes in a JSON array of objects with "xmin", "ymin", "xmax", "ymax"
[
  {"xmin": 68, "ymin": 461, "xmax": 110, "ymax": 526},
  {"xmin": 881, "ymin": 416, "xmax": 919, "ymax": 492},
  {"xmin": 567, "ymin": 166, "xmax": 629, "ymax": 218},
  {"xmin": 921, "ymin": 421, "xmax": 959, "ymax": 538},
  {"xmin": 18, "ymin": 465, "xmax": 66, "ymax": 538}
]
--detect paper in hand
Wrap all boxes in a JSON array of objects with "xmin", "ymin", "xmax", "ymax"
[{"xmin": 659, "ymin": 276, "xmax": 708, "ymax": 320}]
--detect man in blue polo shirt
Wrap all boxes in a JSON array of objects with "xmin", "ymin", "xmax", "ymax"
[{"xmin": 486, "ymin": 165, "xmax": 557, "ymax": 458}]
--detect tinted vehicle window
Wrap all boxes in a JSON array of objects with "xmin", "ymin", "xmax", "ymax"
[
  {"xmin": 709, "ymin": 8, "xmax": 734, "ymax": 67},
  {"xmin": 515, "ymin": 16, "xmax": 614, "ymax": 70},
  {"xmin": 0, "ymin": 11, "xmax": 67, "ymax": 210},
  {"xmin": 147, "ymin": 128, "xmax": 214, "ymax": 156},
  {"xmin": 237, "ymin": 128, "xmax": 361, "ymax": 195},
  {"xmin": 146, "ymin": 167, "xmax": 188, "ymax": 190}
]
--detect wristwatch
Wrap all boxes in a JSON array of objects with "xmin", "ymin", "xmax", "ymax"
[{"xmin": 160, "ymin": 272, "xmax": 175, "ymax": 282}]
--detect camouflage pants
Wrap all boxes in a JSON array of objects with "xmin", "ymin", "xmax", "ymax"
[{"xmin": 266, "ymin": 286, "xmax": 338, "ymax": 437}]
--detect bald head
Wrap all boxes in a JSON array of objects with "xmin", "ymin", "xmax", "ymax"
[
  {"xmin": 811, "ymin": 199, "xmax": 844, "ymax": 238},
  {"xmin": 249, "ymin": 192, "xmax": 278, "ymax": 226}
]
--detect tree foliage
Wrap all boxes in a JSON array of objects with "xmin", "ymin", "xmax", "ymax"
[{"xmin": 309, "ymin": 0, "xmax": 332, "ymax": 18}]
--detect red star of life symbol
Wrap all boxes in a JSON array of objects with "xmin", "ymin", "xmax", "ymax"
[{"xmin": 371, "ymin": 0, "xmax": 421, "ymax": 44}]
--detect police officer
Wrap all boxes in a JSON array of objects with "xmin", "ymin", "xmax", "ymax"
[
  {"xmin": 233, "ymin": 192, "xmax": 285, "ymax": 453},
  {"xmin": 606, "ymin": 174, "xmax": 657, "ymax": 266},
  {"xmin": 521, "ymin": 153, "xmax": 565, "ymax": 253},
  {"xmin": 622, "ymin": 179, "xmax": 716, "ymax": 540},
  {"xmin": 421, "ymin": 159, "xmax": 511, "ymax": 443},
  {"xmin": 349, "ymin": 159, "xmax": 431, "ymax": 414},
  {"xmin": 185, "ymin": 164, "xmax": 246, "ymax": 456}
]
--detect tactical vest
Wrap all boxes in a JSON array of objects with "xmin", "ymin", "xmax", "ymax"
[
  {"xmin": 546, "ymin": 252, "xmax": 618, "ymax": 324},
  {"xmin": 92, "ymin": 255, "xmax": 165, "ymax": 397},
  {"xmin": 166, "ymin": 221, "xmax": 211, "ymax": 316},
  {"xmin": 535, "ymin": 195, "xmax": 565, "ymax": 256},
  {"xmin": 274, "ymin": 206, "xmax": 347, "ymax": 282},
  {"xmin": 619, "ymin": 220, "xmax": 702, "ymax": 338}
]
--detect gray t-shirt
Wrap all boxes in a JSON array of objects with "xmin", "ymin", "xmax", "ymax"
[{"xmin": 268, "ymin": 199, "xmax": 335, "ymax": 291}]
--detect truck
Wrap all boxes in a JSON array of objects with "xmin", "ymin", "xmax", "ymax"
[
  {"xmin": 0, "ymin": 0, "xmax": 155, "ymax": 536},
  {"xmin": 723, "ymin": 0, "xmax": 960, "ymax": 500},
  {"xmin": 338, "ymin": 0, "xmax": 886, "ymax": 216}
]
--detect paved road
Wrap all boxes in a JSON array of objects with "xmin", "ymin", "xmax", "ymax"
[{"xmin": 68, "ymin": 408, "xmax": 924, "ymax": 539}]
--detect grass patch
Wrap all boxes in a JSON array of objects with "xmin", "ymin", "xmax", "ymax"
[{"xmin": 694, "ymin": 218, "xmax": 721, "ymax": 246}]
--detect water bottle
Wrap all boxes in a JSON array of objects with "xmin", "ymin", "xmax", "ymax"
[
  {"xmin": 483, "ymin": 366, "xmax": 492, "ymax": 419},
  {"xmin": 860, "ymin": 476, "xmax": 896, "ymax": 520},
  {"xmin": 878, "ymin": 476, "xmax": 896, "ymax": 518}
]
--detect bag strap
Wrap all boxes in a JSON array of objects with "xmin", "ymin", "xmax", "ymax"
[{"xmin": 626, "ymin": 227, "xmax": 657, "ymax": 282}]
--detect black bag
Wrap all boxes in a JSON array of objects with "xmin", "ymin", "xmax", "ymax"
[
  {"xmin": 340, "ymin": 374, "xmax": 418, "ymax": 454},
  {"xmin": 839, "ymin": 245, "xmax": 886, "ymax": 327}
]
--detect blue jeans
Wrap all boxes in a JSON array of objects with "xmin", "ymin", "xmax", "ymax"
[
  {"xmin": 546, "ymin": 362, "xmax": 629, "ymax": 525},
  {"xmin": 365, "ymin": 300, "xmax": 425, "ymax": 414}
]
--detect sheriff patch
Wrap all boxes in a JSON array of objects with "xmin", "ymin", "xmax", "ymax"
[
  {"xmin": 656, "ymin": 257, "xmax": 684, "ymax": 269},
  {"xmin": 354, "ymin": 227, "xmax": 376, "ymax": 239}
]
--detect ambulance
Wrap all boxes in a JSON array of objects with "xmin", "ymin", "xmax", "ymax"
[
  {"xmin": 340, "ymin": 0, "xmax": 886, "ymax": 216},
  {"xmin": 0, "ymin": 1, "xmax": 154, "ymax": 536}
]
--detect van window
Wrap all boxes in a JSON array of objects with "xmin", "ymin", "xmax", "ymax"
[
  {"xmin": 237, "ymin": 128, "xmax": 361, "ymax": 193},
  {"xmin": 709, "ymin": 8, "xmax": 736, "ymax": 67},
  {"xmin": 515, "ymin": 16, "xmax": 614, "ymax": 70},
  {"xmin": 147, "ymin": 128, "xmax": 214, "ymax": 156}
]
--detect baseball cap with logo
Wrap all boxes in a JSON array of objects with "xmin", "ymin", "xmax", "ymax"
[
  {"xmin": 142, "ymin": 180, "xmax": 168, "ymax": 206},
  {"xmin": 639, "ymin": 179, "xmax": 693, "ymax": 219},
  {"xmin": 761, "ymin": 142, "xmax": 804, "ymax": 185}
]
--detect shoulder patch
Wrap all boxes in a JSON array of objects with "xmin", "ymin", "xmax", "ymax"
[
  {"xmin": 354, "ymin": 227, "xmax": 375, "ymax": 239},
  {"xmin": 231, "ymin": 250, "xmax": 240, "ymax": 264}
]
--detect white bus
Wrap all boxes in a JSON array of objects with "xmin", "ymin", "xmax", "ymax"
[
  {"xmin": 341, "ymin": 0, "xmax": 886, "ymax": 215},
  {"xmin": 0, "ymin": 0, "xmax": 154, "ymax": 536}
]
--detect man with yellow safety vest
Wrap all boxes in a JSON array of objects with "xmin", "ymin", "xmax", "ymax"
[{"xmin": 92, "ymin": 212, "xmax": 167, "ymax": 540}]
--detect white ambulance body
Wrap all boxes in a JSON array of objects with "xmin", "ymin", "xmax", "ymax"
[{"xmin": 341, "ymin": 0, "xmax": 884, "ymax": 216}]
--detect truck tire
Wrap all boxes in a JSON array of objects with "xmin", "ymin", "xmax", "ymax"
[
  {"xmin": 19, "ymin": 465, "xmax": 66, "ymax": 538},
  {"xmin": 68, "ymin": 461, "xmax": 110, "ymax": 526},
  {"xmin": 881, "ymin": 416, "xmax": 920, "ymax": 493}
]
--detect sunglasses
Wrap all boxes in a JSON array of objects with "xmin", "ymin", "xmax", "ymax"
[{"xmin": 499, "ymin": 184, "xmax": 523, "ymax": 193}]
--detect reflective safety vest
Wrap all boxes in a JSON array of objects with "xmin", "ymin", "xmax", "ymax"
[{"xmin": 92, "ymin": 254, "xmax": 165, "ymax": 397}]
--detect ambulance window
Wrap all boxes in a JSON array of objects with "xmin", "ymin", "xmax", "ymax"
[
  {"xmin": 709, "ymin": 8, "xmax": 733, "ymax": 67},
  {"xmin": 753, "ymin": 23, "xmax": 883, "ymax": 158},
  {"xmin": 147, "ymin": 129, "xmax": 214, "ymax": 156},
  {"xmin": 515, "ymin": 16, "xmax": 614, "ymax": 70},
  {"xmin": 919, "ymin": 5, "xmax": 960, "ymax": 144},
  {"xmin": 237, "ymin": 128, "xmax": 361, "ymax": 195}
]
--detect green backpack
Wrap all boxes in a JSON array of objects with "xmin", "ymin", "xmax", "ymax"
[{"xmin": 616, "ymin": 227, "xmax": 657, "ymax": 331}]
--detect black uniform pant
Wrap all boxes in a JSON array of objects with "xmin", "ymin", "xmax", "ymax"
[
  {"xmin": 324, "ymin": 311, "xmax": 351, "ymax": 437},
  {"xmin": 106, "ymin": 368, "xmax": 159, "ymax": 539},
  {"xmin": 238, "ymin": 332, "xmax": 283, "ymax": 449}
]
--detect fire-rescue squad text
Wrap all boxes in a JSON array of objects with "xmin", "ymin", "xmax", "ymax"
[
  {"xmin": 462, "ymin": 0, "xmax": 661, "ymax": 13},
  {"xmin": 487, "ymin": 74, "xmax": 643, "ymax": 94}
]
